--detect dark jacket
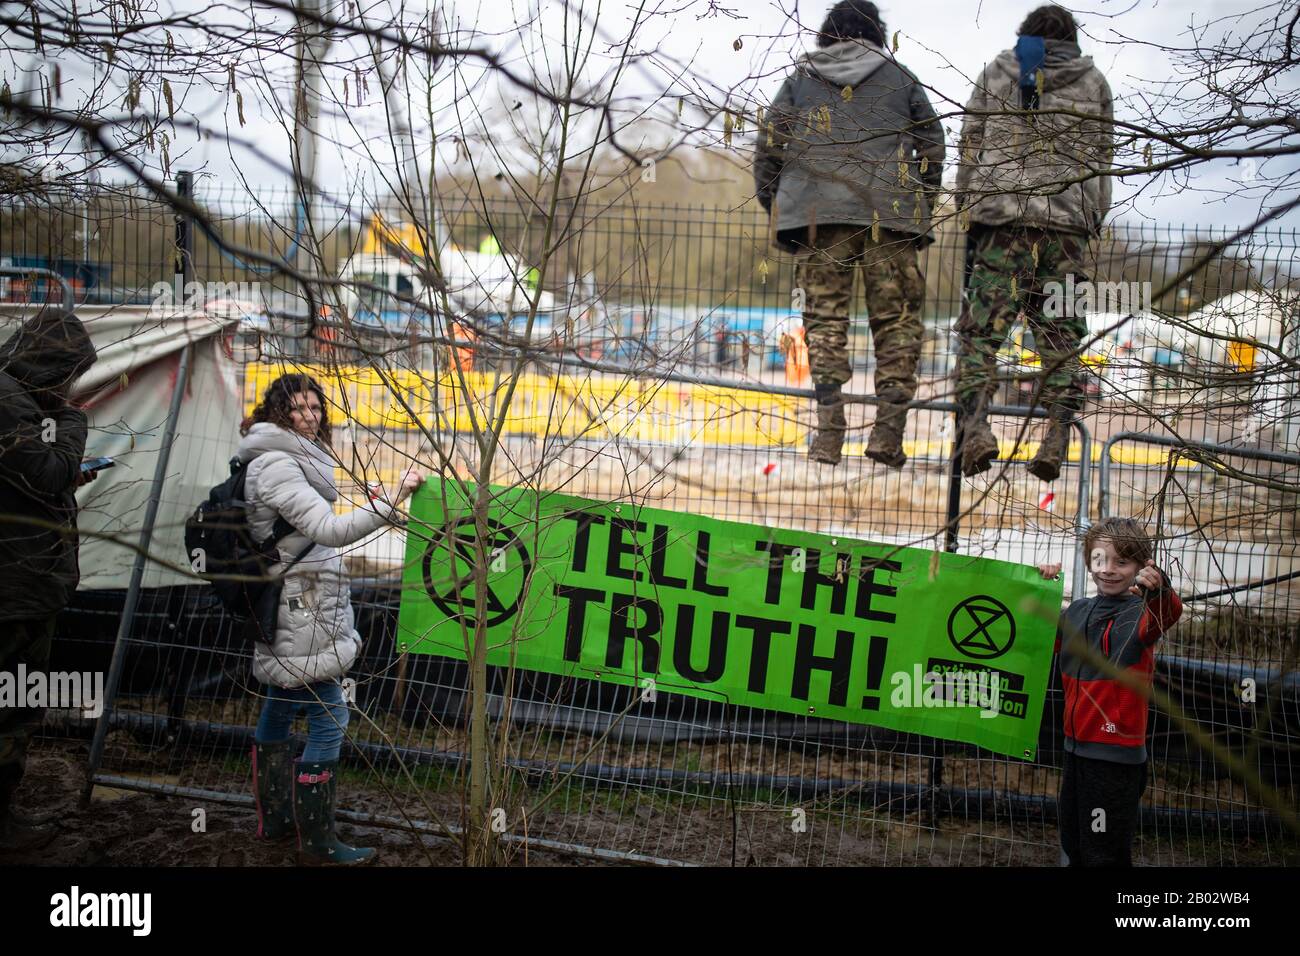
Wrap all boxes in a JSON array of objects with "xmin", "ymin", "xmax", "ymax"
[
  {"xmin": 0, "ymin": 307, "xmax": 98, "ymax": 620},
  {"xmin": 754, "ymin": 38, "xmax": 946, "ymax": 250},
  {"xmin": 1057, "ymin": 577, "xmax": 1182, "ymax": 764},
  {"xmin": 955, "ymin": 40, "xmax": 1113, "ymax": 235}
]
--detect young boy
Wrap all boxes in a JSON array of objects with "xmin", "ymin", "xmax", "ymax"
[{"xmin": 1037, "ymin": 517, "xmax": 1182, "ymax": 866}]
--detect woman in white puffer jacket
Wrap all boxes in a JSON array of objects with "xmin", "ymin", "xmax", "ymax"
[{"xmin": 238, "ymin": 373, "xmax": 423, "ymax": 865}]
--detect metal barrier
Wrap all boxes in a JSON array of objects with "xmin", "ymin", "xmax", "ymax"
[
  {"xmin": 0, "ymin": 265, "xmax": 74, "ymax": 310},
  {"xmin": 1099, "ymin": 430, "xmax": 1300, "ymax": 520}
]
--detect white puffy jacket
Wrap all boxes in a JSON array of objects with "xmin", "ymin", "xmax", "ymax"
[{"xmin": 236, "ymin": 421, "xmax": 399, "ymax": 688}]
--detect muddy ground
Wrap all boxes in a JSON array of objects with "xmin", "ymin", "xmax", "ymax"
[
  {"xmin": 1, "ymin": 745, "xmax": 471, "ymax": 867},
  {"xmin": 4, "ymin": 739, "xmax": 1293, "ymax": 868}
]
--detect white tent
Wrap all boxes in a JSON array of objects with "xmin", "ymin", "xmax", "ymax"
[
  {"xmin": 1183, "ymin": 289, "xmax": 1299, "ymax": 367},
  {"xmin": 1184, "ymin": 290, "xmax": 1300, "ymax": 450},
  {"xmin": 1, "ymin": 304, "xmax": 244, "ymax": 590}
]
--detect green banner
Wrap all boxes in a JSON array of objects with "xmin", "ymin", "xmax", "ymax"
[{"xmin": 397, "ymin": 480, "xmax": 1062, "ymax": 759}]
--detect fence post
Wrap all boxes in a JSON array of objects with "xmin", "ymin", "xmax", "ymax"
[
  {"xmin": 80, "ymin": 172, "xmax": 196, "ymax": 805},
  {"xmin": 944, "ymin": 425, "xmax": 964, "ymax": 555},
  {"xmin": 175, "ymin": 170, "xmax": 193, "ymax": 281},
  {"xmin": 932, "ymin": 231, "xmax": 978, "ymax": 825},
  {"xmin": 945, "ymin": 231, "xmax": 977, "ymax": 554},
  {"xmin": 929, "ymin": 404, "xmax": 965, "ymax": 826},
  {"xmin": 1071, "ymin": 420, "xmax": 1092, "ymax": 599}
]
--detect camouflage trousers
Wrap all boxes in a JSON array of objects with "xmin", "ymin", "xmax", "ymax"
[
  {"xmin": 0, "ymin": 616, "xmax": 56, "ymax": 815},
  {"xmin": 793, "ymin": 224, "xmax": 925, "ymax": 400},
  {"xmin": 955, "ymin": 226, "xmax": 1089, "ymax": 419}
]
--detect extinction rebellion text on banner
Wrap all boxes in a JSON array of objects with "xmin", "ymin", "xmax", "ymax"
[{"xmin": 397, "ymin": 481, "xmax": 1062, "ymax": 759}]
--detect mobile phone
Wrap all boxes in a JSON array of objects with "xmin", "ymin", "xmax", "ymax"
[{"xmin": 80, "ymin": 456, "xmax": 116, "ymax": 474}]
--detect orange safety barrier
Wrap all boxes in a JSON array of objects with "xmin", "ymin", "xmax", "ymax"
[
  {"xmin": 450, "ymin": 320, "xmax": 475, "ymax": 372},
  {"xmin": 783, "ymin": 326, "xmax": 809, "ymax": 387},
  {"xmin": 316, "ymin": 317, "xmax": 338, "ymax": 356}
]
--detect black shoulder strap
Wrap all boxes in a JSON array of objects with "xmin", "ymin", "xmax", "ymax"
[
  {"xmin": 255, "ymin": 514, "xmax": 298, "ymax": 554},
  {"xmin": 270, "ymin": 514, "xmax": 297, "ymax": 543},
  {"xmin": 280, "ymin": 539, "xmax": 316, "ymax": 576},
  {"xmin": 248, "ymin": 452, "xmax": 301, "ymax": 551}
]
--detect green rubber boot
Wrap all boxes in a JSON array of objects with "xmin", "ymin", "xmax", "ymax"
[
  {"xmin": 252, "ymin": 739, "xmax": 295, "ymax": 842},
  {"xmin": 293, "ymin": 761, "xmax": 376, "ymax": 866}
]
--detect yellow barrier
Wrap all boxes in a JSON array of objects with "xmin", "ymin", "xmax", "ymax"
[
  {"xmin": 243, "ymin": 364, "xmax": 804, "ymax": 447},
  {"xmin": 244, "ymin": 364, "xmax": 1191, "ymax": 468}
]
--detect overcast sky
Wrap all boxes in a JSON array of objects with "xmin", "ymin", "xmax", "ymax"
[{"xmin": 7, "ymin": 0, "xmax": 1297, "ymax": 231}]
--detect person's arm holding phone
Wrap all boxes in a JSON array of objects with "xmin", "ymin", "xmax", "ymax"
[
  {"xmin": 75, "ymin": 456, "xmax": 114, "ymax": 487},
  {"xmin": 0, "ymin": 389, "xmax": 88, "ymax": 497}
]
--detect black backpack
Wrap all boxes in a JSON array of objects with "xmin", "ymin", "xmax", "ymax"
[{"xmin": 185, "ymin": 456, "xmax": 313, "ymax": 644}]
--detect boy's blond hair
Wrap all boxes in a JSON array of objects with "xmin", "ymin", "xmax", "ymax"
[{"xmin": 1083, "ymin": 516, "xmax": 1153, "ymax": 566}]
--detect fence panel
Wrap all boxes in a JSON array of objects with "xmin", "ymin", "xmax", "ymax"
[{"xmin": 5, "ymin": 181, "xmax": 1295, "ymax": 865}]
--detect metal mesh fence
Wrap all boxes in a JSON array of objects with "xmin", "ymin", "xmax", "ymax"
[{"xmin": 7, "ymin": 179, "xmax": 1297, "ymax": 865}]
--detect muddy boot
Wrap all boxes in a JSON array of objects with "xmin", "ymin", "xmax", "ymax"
[
  {"xmin": 252, "ymin": 739, "xmax": 295, "ymax": 842},
  {"xmin": 293, "ymin": 761, "xmax": 376, "ymax": 866},
  {"xmin": 960, "ymin": 417, "xmax": 1000, "ymax": 477},
  {"xmin": 0, "ymin": 813, "xmax": 58, "ymax": 853},
  {"xmin": 956, "ymin": 392, "xmax": 1000, "ymax": 477},
  {"xmin": 809, "ymin": 384, "xmax": 846, "ymax": 466},
  {"xmin": 865, "ymin": 402, "xmax": 909, "ymax": 469},
  {"xmin": 0, "ymin": 784, "xmax": 57, "ymax": 854},
  {"xmin": 1028, "ymin": 420, "xmax": 1071, "ymax": 482}
]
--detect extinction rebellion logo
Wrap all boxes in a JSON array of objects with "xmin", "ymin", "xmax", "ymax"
[
  {"xmin": 947, "ymin": 595, "xmax": 1015, "ymax": 660},
  {"xmin": 421, "ymin": 516, "xmax": 532, "ymax": 628}
]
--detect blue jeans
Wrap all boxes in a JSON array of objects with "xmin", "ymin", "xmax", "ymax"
[{"xmin": 254, "ymin": 681, "xmax": 349, "ymax": 763}]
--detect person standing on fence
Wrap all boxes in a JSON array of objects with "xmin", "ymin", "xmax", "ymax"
[
  {"xmin": 953, "ymin": 4, "xmax": 1114, "ymax": 481},
  {"xmin": 754, "ymin": 0, "xmax": 946, "ymax": 467},
  {"xmin": 239, "ymin": 373, "xmax": 426, "ymax": 865},
  {"xmin": 1037, "ymin": 517, "xmax": 1181, "ymax": 866},
  {"xmin": 0, "ymin": 306, "xmax": 98, "ymax": 851}
]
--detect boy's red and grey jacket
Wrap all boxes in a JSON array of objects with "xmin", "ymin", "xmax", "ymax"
[{"xmin": 1057, "ymin": 577, "xmax": 1182, "ymax": 764}]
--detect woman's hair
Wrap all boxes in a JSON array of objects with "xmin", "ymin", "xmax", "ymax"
[
  {"xmin": 1018, "ymin": 4, "xmax": 1078, "ymax": 42},
  {"xmin": 240, "ymin": 372, "xmax": 332, "ymax": 445},
  {"xmin": 817, "ymin": 0, "xmax": 886, "ymax": 48},
  {"xmin": 1082, "ymin": 516, "xmax": 1154, "ymax": 567}
]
